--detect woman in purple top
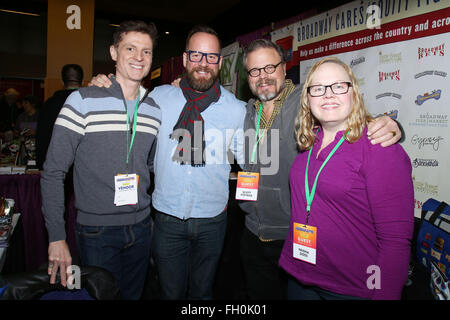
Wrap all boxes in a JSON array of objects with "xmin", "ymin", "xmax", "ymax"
[{"xmin": 278, "ymin": 57, "xmax": 414, "ymax": 300}]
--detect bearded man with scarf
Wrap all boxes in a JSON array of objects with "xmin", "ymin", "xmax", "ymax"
[
  {"xmin": 89, "ymin": 25, "xmax": 245, "ymax": 300},
  {"xmin": 148, "ymin": 25, "xmax": 245, "ymax": 300}
]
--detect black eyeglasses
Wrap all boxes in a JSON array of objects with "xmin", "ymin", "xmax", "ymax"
[
  {"xmin": 247, "ymin": 61, "xmax": 283, "ymax": 77},
  {"xmin": 307, "ymin": 82, "xmax": 352, "ymax": 97},
  {"xmin": 186, "ymin": 50, "xmax": 221, "ymax": 64}
]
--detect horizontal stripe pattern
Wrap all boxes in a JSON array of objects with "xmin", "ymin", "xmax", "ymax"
[
  {"xmin": 136, "ymin": 125, "xmax": 158, "ymax": 136},
  {"xmin": 55, "ymin": 117, "xmax": 85, "ymax": 135},
  {"xmin": 84, "ymin": 123, "xmax": 125, "ymax": 133},
  {"xmin": 54, "ymin": 90, "xmax": 161, "ymax": 136},
  {"xmin": 59, "ymin": 105, "xmax": 87, "ymax": 127},
  {"xmin": 58, "ymin": 113, "xmax": 161, "ymax": 134},
  {"xmin": 84, "ymin": 123, "xmax": 158, "ymax": 135}
]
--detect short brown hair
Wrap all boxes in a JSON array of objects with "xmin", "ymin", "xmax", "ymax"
[
  {"xmin": 185, "ymin": 24, "xmax": 221, "ymax": 51},
  {"xmin": 113, "ymin": 20, "xmax": 158, "ymax": 49},
  {"xmin": 243, "ymin": 39, "xmax": 286, "ymax": 66}
]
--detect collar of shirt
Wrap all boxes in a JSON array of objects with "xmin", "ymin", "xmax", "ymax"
[{"xmin": 253, "ymin": 79, "xmax": 295, "ymax": 131}]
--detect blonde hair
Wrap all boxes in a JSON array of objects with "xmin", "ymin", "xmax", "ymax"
[{"xmin": 294, "ymin": 57, "xmax": 373, "ymax": 151}]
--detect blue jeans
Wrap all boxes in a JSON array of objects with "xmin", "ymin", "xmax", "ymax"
[
  {"xmin": 152, "ymin": 209, "xmax": 227, "ymax": 300},
  {"xmin": 75, "ymin": 214, "xmax": 152, "ymax": 300},
  {"xmin": 288, "ymin": 277, "xmax": 368, "ymax": 300}
]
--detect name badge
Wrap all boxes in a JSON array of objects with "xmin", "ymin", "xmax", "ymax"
[
  {"xmin": 235, "ymin": 171, "xmax": 259, "ymax": 201},
  {"xmin": 293, "ymin": 223, "xmax": 317, "ymax": 265},
  {"xmin": 114, "ymin": 174, "xmax": 139, "ymax": 206}
]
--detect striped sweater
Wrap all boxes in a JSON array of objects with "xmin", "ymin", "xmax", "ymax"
[{"xmin": 41, "ymin": 78, "xmax": 161, "ymax": 242}]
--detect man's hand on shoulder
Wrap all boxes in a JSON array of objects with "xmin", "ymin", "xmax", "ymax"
[
  {"xmin": 367, "ymin": 115, "xmax": 401, "ymax": 147},
  {"xmin": 171, "ymin": 77, "xmax": 181, "ymax": 88},
  {"xmin": 88, "ymin": 73, "xmax": 113, "ymax": 88}
]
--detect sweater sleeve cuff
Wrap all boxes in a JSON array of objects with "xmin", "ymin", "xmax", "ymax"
[{"xmin": 47, "ymin": 227, "xmax": 67, "ymax": 243}]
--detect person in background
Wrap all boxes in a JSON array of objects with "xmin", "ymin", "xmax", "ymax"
[
  {"xmin": 278, "ymin": 57, "xmax": 414, "ymax": 300},
  {"xmin": 14, "ymin": 95, "xmax": 40, "ymax": 137},
  {"xmin": 0, "ymin": 88, "xmax": 21, "ymax": 135},
  {"xmin": 15, "ymin": 97, "xmax": 24, "ymax": 122},
  {"xmin": 36, "ymin": 64, "xmax": 84, "ymax": 170},
  {"xmin": 41, "ymin": 20, "xmax": 160, "ymax": 300}
]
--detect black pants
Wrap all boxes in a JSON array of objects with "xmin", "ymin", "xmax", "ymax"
[
  {"xmin": 287, "ymin": 277, "xmax": 368, "ymax": 300},
  {"xmin": 240, "ymin": 226, "xmax": 287, "ymax": 300}
]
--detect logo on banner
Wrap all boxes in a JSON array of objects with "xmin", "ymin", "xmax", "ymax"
[
  {"xmin": 350, "ymin": 56, "xmax": 365, "ymax": 68},
  {"xmin": 379, "ymin": 70, "xmax": 400, "ymax": 82},
  {"xmin": 418, "ymin": 44, "xmax": 445, "ymax": 60},
  {"xmin": 415, "ymin": 90, "xmax": 442, "ymax": 106},
  {"xmin": 376, "ymin": 110, "xmax": 398, "ymax": 120},
  {"xmin": 412, "ymin": 158, "xmax": 439, "ymax": 168},
  {"xmin": 411, "ymin": 134, "xmax": 444, "ymax": 151},
  {"xmin": 375, "ymin": 92, "xmax": 402, "ymax": 100},
  {"xmin": 413, "ymin": 176, "xmax": 439, "ymax": 197},
  {"xmin": 415, "ymin": 198, "xmax": 424, "ymax": 210},
  {"xmin": 379, "ymin": 52, "xmax": 402, "ymax": 64},
  {"xmin": 409, "ymin": 113, "xmax": 448, "ymax": 128},
  {"xmin": 414, "ymin": 70, "xmax": 447, "ymax": 79}
]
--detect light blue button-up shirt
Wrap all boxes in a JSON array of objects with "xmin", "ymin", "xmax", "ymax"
[{"xmin": 149, "ymin": 85, "xmax": 246, "ymax": 219}]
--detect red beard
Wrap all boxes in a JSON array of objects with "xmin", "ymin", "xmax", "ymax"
[{"xmin": 186, "ymin": 66, "xmax": 219, "ymax": 92}]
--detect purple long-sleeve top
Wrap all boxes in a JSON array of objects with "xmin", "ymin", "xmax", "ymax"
[{"xmin": 279, "ymin": 127, "xmax": 414, "ymax": 299}]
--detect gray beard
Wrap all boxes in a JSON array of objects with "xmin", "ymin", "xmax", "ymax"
[
  {"xmin": 254, "ymin": 81, "xmax": 286, "ymax": 102},
  {"xmin": 257, "ymin": 91, "xmax": 278, "ymax": 102}
]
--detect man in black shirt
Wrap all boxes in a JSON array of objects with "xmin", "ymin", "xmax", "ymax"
[
  {"xmin": 36, "ymin": 64, "xmax": 83, "ymax": 170},
  {"xmin": 0, "ymin": 88, "xmax": 21, "ymax": 135}
]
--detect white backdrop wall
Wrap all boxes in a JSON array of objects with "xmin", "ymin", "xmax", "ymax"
[{"xmin": 271, "ymin": 0, "xmax": 450, "ymax": 217}]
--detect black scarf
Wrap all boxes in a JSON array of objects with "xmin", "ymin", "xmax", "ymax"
[{"xmin": 170, "ymin": 77, "xmax": 221, "ymax": 166}]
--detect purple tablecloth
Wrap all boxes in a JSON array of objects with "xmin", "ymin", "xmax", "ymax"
[{"xmin": 0, "ymin": 173, "xmax": 78, "ymax": 271}]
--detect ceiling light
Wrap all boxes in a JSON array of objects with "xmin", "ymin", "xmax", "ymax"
[{"xmin": 0, "ymin": 9, "xmax": 40, "ymax": 16}]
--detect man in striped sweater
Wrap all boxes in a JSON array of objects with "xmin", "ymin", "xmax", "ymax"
[{"xmin": 41, "ymin": 21, "xmax": 161, "ymax": 299}]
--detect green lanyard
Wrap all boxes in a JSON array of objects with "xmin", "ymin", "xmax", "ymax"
[
  {"xmin": 126, "ymin": 92, "xmax": 140, "ymax": 168},
  {"xmin": 251, "ymin": 103, "xmax": 265, "ymax": 163},
  {"xmin": 304, "ymin": 129, "xmax": 347, "ymax": 224}
]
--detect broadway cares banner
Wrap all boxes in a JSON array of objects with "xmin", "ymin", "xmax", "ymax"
[{"xmin": 273, "ymin": 0, "xmax": 450, "ymax": 217}]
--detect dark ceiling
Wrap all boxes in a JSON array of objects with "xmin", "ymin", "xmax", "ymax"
[
  {"xmin": 0, "ymin": 0, "xmax": 353, "ymax": 74},
  {"xmin": 94, "ymin": 0, "xmax": 354, "ymax": 44},
  {"xmin": 1, "ymin": 0, "xmax": 353, "ymax": 44}
]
